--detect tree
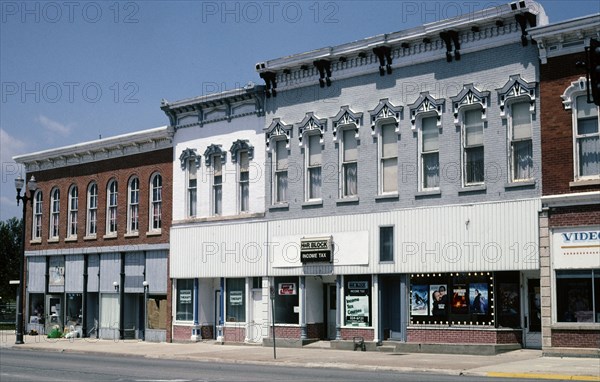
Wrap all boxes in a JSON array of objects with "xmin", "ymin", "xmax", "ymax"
[{"xmin": 0, "ymin": 217, "xmax": 22, "ymax": 302}]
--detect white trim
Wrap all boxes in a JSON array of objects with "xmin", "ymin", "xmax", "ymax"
[
  {"xmin": 126, "ymin": 176, "xmax": 140, "ymax": 235},
  {"xmin": 303, "ymin": 132, "xmax": 323, "ymax": 202},
  {"xmin": 417, "ymin": 114, "xmax": 441, "ymax": 192},
  {"xmin": 67, "ymin": 184, "xmax": 78, "ymax": 239},
  {"xmin": 377, "ymin": 122, "xmax": 399, "ymax": 195},
  {"xmin": 541, "ymin": 191, "xmax": 600, "ymax": 208},
  {"xmin": 569, "ymin": 91, "xmax": 600, "ymax": 181}
]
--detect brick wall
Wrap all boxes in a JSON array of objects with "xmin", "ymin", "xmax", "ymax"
[
  {"xmin": 407, "ymin": 328, "xmax": 521, "ymax": 344},
  {"xmin": 340, "ymin": 328, "xmax": 374, "ymax": 342},
  {"xmin": 172, "ymin": 324, "xmax": 191, "ymax": 342},
  {"xmin": 224, "ymin": 326, "xmax": 246, "ymax": 342},
  {"xmin": 25, "ymin": 148, "xmax": 172, "ymax": 250},
  {"xmin": 269, "ymin": 325, "xmax": 301, "ymax": 340},
  {"xmin": 548, "ymin": 205, "xmax": 600, "ymax": 227},
  {"xmin": 551, "ymin": 329, "xmax": 600, "ymax": 348},
  {"xmin": 306, "ymin": 323, "xmax": 325, "ymax": 339},
  {"xmin": 540, "ymin": 52, "xmax": 600, "ymax": 196}
]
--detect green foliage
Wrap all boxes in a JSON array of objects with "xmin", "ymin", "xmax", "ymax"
[
  {"xmin": 47, "ymin": 327, "xmax": 63, "ymax": 339},
  {"xmin": 0, "ymin": 217, "xmax": 22, "ymax": 301}
]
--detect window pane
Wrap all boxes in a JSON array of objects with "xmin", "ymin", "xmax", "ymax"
[
  {"xmin": 465, "ymin": 109, "xmax": 483, "ymax": 146},
  {"xmin": 276, "ymin": 171, "xmax": 287, "ymax": 202},
  {"xmin": 276, "ymin": 141, "xmax": 288, "ymax": 170},
  {"xmin": 189, "ymin": 161, "xmax": 197, "ymax": 180},
  {"xmin": 176, "ymin": 279, "xmax": 194, "ymax": 321},
  {"xmin": 382, "ymin": 158, "xmax": 397, "ymax": 193},
  {"xmin": 344, "ymin": 162, "xmax": 357, "ymax": 196},
  {"xmin": 422, "ymin": 117, "xmax": 439, "ymax": 152},
  {"xmin": 274, "ymin": 277, "xmax": 299, "ymax": 324},
  {"xmin": 578, "ymin": 136, "xmax": 600, "ymax": 176},
  {"xmin": 240, "ymin": 151, "xmax": 249, "ymax": 171},
  {"xmin": 380, "ymin": 226, "xmax": 394, "ymax": 262},
  {"xmin": 512, "ymin": 103, "xmax": 532, "ymax": 140},
  {"xmin": 214, "ymin": 158, "xmax": 222, "ymax": 176},
  {"xmin": 309, "ymin": 167, "xmax": 321, "ymax": 199},
  {"xmin": 513, "ymin": 140, "xmax": 533, "ymax": 180},
  {"xmin": 226, "ymin": 278, "xmax": 246, "ymax": 323},
  {"xmin": 595, "ymin": 271, "xmax": 600, "ymax": 323},
  {"xmin": 308, "ymin": 135, "xmax": 321, "ymax": 166},
  {"xmin": 556, "ymin": 271, "xmax": 594, "ymax": 323},
  {"xmin": 100, "ymin": 294, "xmax": 119, "ymax": 328},
  {"xmin": 466, "ymin": 146, "xmax": 484, "ymax": 183},
  {"xmin": 423, "ymin": 152, "xmax": 440, "ymax": 188},
  {"xmin": 381, "ymin": 124, "xmax": 397, "ymax": 158},
  {"xmin": 577, "ymin": 95, "xmax": 599, "ymax": 119},
  {"xmin": 343, "ymin": 130, "xmax": 357, "ymax": 162},
  {"xmin": 240, "ymin": 182, "xmax": 249, "ymax": 211},
  {"xmin": 578, "ymin": 118, "xmax": 599, "ymax": 135}
]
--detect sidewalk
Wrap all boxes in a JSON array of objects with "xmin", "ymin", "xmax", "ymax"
[{"xmin": 1, "ymin": 331, "xmax": 598, "ymax": 381}]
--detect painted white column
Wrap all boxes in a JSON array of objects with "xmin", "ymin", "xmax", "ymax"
[
  {"xmin": 244, "ymin": 277, "xmax": 251, "ymax": 342},
  {"xmin": 336, "ymin": 275, "xmax": 343, "ymax": 340},
  {"xmin": 299, "ymin": 276, "xmax": 307, "ymax": 339},
  {"xmin": 372, "ymin": 274, "xmax": 379, "ymax": 343}
]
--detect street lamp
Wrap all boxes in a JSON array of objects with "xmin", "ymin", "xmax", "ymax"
[
  {"xmin": 14, "ymin": 175, "xmax": 37, "ymax": 345},
  {"xmin": 142, "ymin": 281, "xmax": 149, "ymax": 341}
]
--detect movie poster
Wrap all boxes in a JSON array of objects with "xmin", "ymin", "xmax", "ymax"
[
  {"xmin": 430, "ymin": 284, "xmax": 448, "ymax": 317},
  {"xmin": 498, "ymin": 283, "xmax": 519, "ymax": 316},
  {"xmin": 411, "ymin": 285, "xmax": 428, "ymax": 316},
  {"xmin": 469, "ymin": 283, "xmax": 488, "ymax": 314},
  {"xmin": 452, "ymin": 284, "xmax": 468, "ymax": 314}
]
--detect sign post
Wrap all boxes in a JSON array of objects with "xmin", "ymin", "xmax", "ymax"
[{"xmin": 270, "ymin": 286, "xmax": 276, "ymax": 360}]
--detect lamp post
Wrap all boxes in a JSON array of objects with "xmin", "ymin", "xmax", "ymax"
[
  {"xmin": 14, "ymin": 175, "xmax": 38, "ymax": 345},
  {"xmin": 142, "ymin": 281, "xmax": 149, "ymax": 341}
]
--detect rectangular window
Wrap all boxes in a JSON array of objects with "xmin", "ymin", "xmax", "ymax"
[
  {"xmin": 510, "ymin": 102, "xmax": 533, "ymax": 181},
  {"xmin": 68, "ymin": 187, "xmax": 78, "ymax": 237},
  {"xmin": 225, "ymin": 278, "xmax": 246, "ymax": 323},
  {"xmin": 274, "ymin": 140, "xmax": 288, "ymax": 204},
  {"xmin": 100, "ymin": 294, "xmax": 119, "ymax": 329},
  {"xmin": 463, "ymin": 109, "xmax": 484, "ymax": 185},
  {"xmin": 274, "ymin": 276, "xmax": 299, "ymax": 324},
  {"xmin": 213, "ymin": 157, "xmax": 222, "ymax": 215},
  {"xmin": 380, "ymin": 124, "xmax": 398, "ymax": 193},
  {"xmin": 50, "ymin": 189, "xmax": 60, "ymax": 239},
  {"xmin": 575, "ymin": 95, "xmax": 600, "ymax": 178},
  {"xmin": 187, "ymin": 159, "xmax": 197, "ymax": 217},
  {"xmin": 345, "ymin": 275, "xmax": 371, "ymax": 327},
  {"xmin": 379, "ymin": 226, "xmax": 394, "ymax": 262},
  {"xmin": 307, "ymin": 134, "xmax": 322, "ymax": 200},
  {"xmin": 176, "ymin": 279, "xmax": 194, "ymax": 321},
  {"xmin": 107, "ymin": 181, "xmax": 118, "ymax": 234},
  {"xmin": 556, "ymin": 270, "xmax": 599, "ymax": 323},
  {"xmin": 421, "ymin": 117, "xmax": 440, "ymax": 189},
  {"xmin": 87, "ymin": 184, "xmax": 97, "ymax": 236},
  {"xmin": 32, "ymin": 191, "xmax": 42, "ymax": 240},
  {"xmin": 128, "ymin": 178, "xmax": 139, "ymax": 233},
  {"xmin": 342, "ymin": 129, "xmax": 358, "ymax": 197},
  {"xmin": 151, "ymin": 174, "xmax": 162, "ymax": 230},
  {"xmin": 239, "ymin": 152, "xmax": 250, "ymax": 212}
]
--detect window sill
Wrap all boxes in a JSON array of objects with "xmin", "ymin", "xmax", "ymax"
[
  {"xmin": 336, "ymin": 196, "xmax": 359, "ymax": 205},
  {"xmin": 375, "ymin": 193, "xmax": 399, "ymax": 201},
  {"xmin": 224, "ymin": 322, "xmax": 247, "ymax": 326},
  {"xmin": 505, "ymin": 179, "xmax": 536, "ymax": 189},
  {"xmin": 302, "ymin": 200, "xmax": 323, "ymax": 207},
  {"xmin": 570, "ymin": 178, "xmax": 600, "ymax": 187},
  {"xmin": 103, "ymin": 234, "xmax": 118, "ymax": 240},
  {"xmin": 379, "ymin": 260, "xmax": 395, "ymax": 264},
  {"xmin": 124, "ymin": 232, "xmax": 139, "ymax": 238},
  {"xmin": 146, "ymin": 230, "xmax": 162, "ymax": 237},
  {"xmin": 269, "ymin": 203, "xmax": 289, "ymax": 211},
  {"xmin": 29, "ymin": 239, "xmax": 42, "ymax": 244},
  {"xmin": 47, "ymin": 238, "xmax": 59, "ymax": 243},
  {"xmin": 83, "ymin": 235, "xmax": 97, "ymax": 241},
  {"xmin": 458, "ymin": 185, "xmax": 487, "ymax": 194},
  {"xmin": 550, "ymin": 323, "xmax": 600, "ymax": 330},
  {"xmin": 64, "ymin": 237, "xmax": 78, "ymax": 243},
  {"xmin": 415, "ymin": 189, "xmax": 441, "ymax": 198}
]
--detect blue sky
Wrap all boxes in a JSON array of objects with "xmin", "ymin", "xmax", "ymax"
[{"xmin": 1, "ymin": 0, "xmax": 599, "ymax": 220}]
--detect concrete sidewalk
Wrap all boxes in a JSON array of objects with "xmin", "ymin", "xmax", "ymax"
[{"xmin": 1, "ymin": 332, "xmax": 598, "ymax": 381}]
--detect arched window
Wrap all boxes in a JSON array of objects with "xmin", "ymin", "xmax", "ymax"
[
  {"xmin": 149, "ymin": 173, "xmax": 162, "ymax": 231},
  {"xmin": 86, "ymin": 182, "xmax": 98, "ymax": 237},
  {"xmin": 49, "ymin": 188, "xmax": 60, "ymax": 239},
  {"xmin": 127, "ymin": 177, "xmax": 139, "ymax": 234},
  {"xmin": 32, "ymin": 190, "xmax": 42, "ymax": 240},
  {"xmin": 106, "ymin": 179, "xmax": 118, "ymax": 235},
  {"xmin": 67, "ymin": 185, "xmax": 78, "ymax": 238}
]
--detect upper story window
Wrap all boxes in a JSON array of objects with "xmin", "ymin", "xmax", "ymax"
[
  {"xmin": 509, "ymin": 102, "xmax": 533, "ymax": 181},
  {"xmin": 274, "ymin": 140, "xmax": 288, "ymax": 204},
  {"xmin": 379, "ymin": 226, "xmax": 394, "ymax": 262},
  {"xmin": 67, "ymin": 185, "xmax": 78, "ymax": 238},
  {"xmin": 306, "ymin": 134, "xmax": 322, "ymax": 200},
  {"xmin": 379, "ymin": 123, "xmax": 398, "ymax": 194},
  {"xmin": 238, "ymin": 152, "xmax": 250, "ymax": 212},
  {"xmin": 212, "ymin": 156, "xmax": 223, "ymax": 216},
  {"xmin": 462, "ymin": 108, "xmax": 485, "ymax": 186},
  {"xmin": 187, "ymin": 158, "xmax": 197, "ymax": 217},
  {"xmin": 574, "ymin": 95, "xmax": 600, "ymax": 179},
  {"xmin": 150, "ymin": 173, "xmax": 162, "ymax": 231},
  {"xmin": 341, "ymin": 129, "xmax": 358, "ymax": 197},
  {"xmin": 127, "ymin": 177, "xmax": 139, "ymax": 234},
  {"xmin": 49, "ymin": 187, "xmax": 60, "ymax": 239},
  {"xmin": 106, "ymin": 179, "xmax": 118, "ymax": 235},
  {"xmin": 32, "ymin": 190, "xmax": 42, "ymax": 240},
  {"xmin": 420, "ymin": 116, "xmax": 440, "ymax": 190},
  {"xmin": 86, "ymin": 182, "xmax": 98, "ymax": 236}
]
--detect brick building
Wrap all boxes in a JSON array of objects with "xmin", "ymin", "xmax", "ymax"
[
  {"xmin": 13, "ymin": 127, "xmax": 173, "ymax": 342},
  {"xmin": 530, "ymin": 14, "xmax": 600, "ymax": 357}
]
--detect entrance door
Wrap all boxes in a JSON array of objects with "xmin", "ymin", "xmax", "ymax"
[
  {"xmin": 524, "ymin": 278, "xmax": 541, "ymax": 348},
  {"xmin": 249, "ymin": 289, "xmax": 265, "ymax": 343},
  {"xmin": 380, "ymin": 276, "xmax": 403, "ymax": 340},
  {"xmin": 326, "ymin": 284, "xmax": 337, "ymax": 339},
  {"xmin": 46, "ymin": 295, "xmax": 63, "ymax": 332}
]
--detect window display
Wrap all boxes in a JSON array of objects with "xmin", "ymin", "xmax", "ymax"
[
  {"xmin": 345, "ymin": 275, "xmax": 371, "ymax": 327},
  {"xmin": 176, "ymin": 279, "xmax": 193, "ymax": 321},
  {"xmin": 226, "ymin": 278, "xmax": 245, "ymax": 323},
  {"xmin": 274, "ymin": 276, "xmax": 299, "ymax": 324}
]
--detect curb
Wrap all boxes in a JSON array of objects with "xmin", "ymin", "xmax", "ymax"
[{"xmin": 486, "ymin": 372, "xmax": 600, "ymax": 381}]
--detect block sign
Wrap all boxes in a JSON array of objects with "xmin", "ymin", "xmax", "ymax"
[
  {"xmin": 300, "ymin": 237, "xmax": 333, "ymax": 264},
  {"xmin": 279, "ymin": 283, "xmax": 297, "ymax": 295},
  {"xmin": 229, "ymin": 291, "xmax": 243, "ymax": 306},
  {"xmin": 180, "ymin": 290, "xmax": 192, "ymax": 304}
]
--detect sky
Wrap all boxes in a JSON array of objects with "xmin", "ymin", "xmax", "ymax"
[{"xmin": 1, "ymin": 0, "xmax": 599, "ymax": 220}]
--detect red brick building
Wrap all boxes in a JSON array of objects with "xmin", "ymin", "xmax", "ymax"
[
  {"xmin": 531, "ymin": 15, "xmax": 600, "ymax": 357},
  {"xmin": 13, "ymin": 126, "xmax": 173, "ymax": 342}
]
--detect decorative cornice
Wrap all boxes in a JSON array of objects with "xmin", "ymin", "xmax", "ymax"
[
  {"xmin": 264, "ymin": 118, "xmax": 293, "ymax": 150},
  {"xmin": 408, "ymin": 92, "xmax": 445, "ymax": 129},
  {"xmin": 369, "ymin": 98, "xmax": 402, "ymax": 135},
  {"xmin": 179, "ymin": 148, "xmax": 200, "ymax": 170},
  {"xmin": 229, "ymin": 139, "xmax": 254, "ymax": 162},
  {"xmin": 496, "ymin": 74, "xmax": 537, "ymax": 116},
  {"xmin": 450, "ymin": 84, "xmax": 491, "ymax": 126},
  {"xmin": 297, "ymin": 112, "xmax": 327, "ymax": 146},
  {"xmin": 560, "ymin": 77, "xmax": 589, "ymax": 110},
  {"xmin": 204, "ymin": 144, "xmax": 227, "ymax": 166},
  {"xmin": 331, "ymin": 106, "xmax": 363, "ymax": 141}
]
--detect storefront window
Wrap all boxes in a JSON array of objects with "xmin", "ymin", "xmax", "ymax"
[
  {"xmin": 176, "ymin": 279, "xmax": 193, "ymax": 321},
  {"xmin": 28, "ymin": 293, "xmax": 44, "ymax": 325},
  {"xmin": 410, "ymin": 273, "xmax": 494, "ymax": 326},
  {"xmin": 556, "ymin": 270, "xmax": 599, "ymax": 323},
  {"xmin": 496, "ymin": 272, "xmax": 521, "ymax": 328},
  {"xmin": 65, "ymin": 293, "xmax": 82, "ymax": 326},
  {"xmin": 147, "ymin": 296, "xmax": 167, "ymax": 330},
  {"xmin": 274, "ymin": 276, "xmax": 298, "ymax": 324},
  {"xmin": 345, "ymin": 275, "xmax": 371, "ymax": 327},
  {"xmin": 226, "ymin": 278, "xmax": 246, "ymax": 323}
]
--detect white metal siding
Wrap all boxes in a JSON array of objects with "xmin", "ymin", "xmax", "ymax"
[
  {"xmin": 146, "ymin": 250, "xmax": 168, "ymax": 294},
  {"xmin": 27, "ymin": 256, "xmax": 46, "ymax": 293},
  {"xmin": 87, "ymin": 254, "xmax": 99, "ymax": 291},
  {"xmin": 100, "ymin": 253, "xmax": 120, "ymax": 293},
  {"xmin": 124, "ymin": 252, "xmax": 144, "ymax": 293},
  {"xmin": 65, "ymin": 255, "xmax": 84, "ymax": 292}
]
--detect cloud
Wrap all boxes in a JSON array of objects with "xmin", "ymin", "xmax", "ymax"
[{"xmin": 35, "ymin": 115, "xmax": 72, "ymax": 136}]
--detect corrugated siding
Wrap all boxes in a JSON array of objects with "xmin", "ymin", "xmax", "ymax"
[
  {"xmin": 27, "ymin": 257, "xmax": 46, "ymax": 293},
  {"xmin": 124, "ymin": 252, "xmax": 144, "ymax": 293},
  {"xmin": 146, "ymin": 251, "xmax": 167, "ymax": 294},
  {"xmin": 87, "ymin": 254, "xmax": 99, "ymax": 291},
  {"xmin": 48, "ymin": 256, "xmax": 64, "ymax": 294},
  {"xmin": 100, "ymin": 253, "xmax": 120, "ymax": 293},
  {"xmin": 170, "ymin": 221, "xmax": 268, "ymax": 278},
  {"xmin": 65, "ymin": 255, "xmax": 84, "ymax": 292}
]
